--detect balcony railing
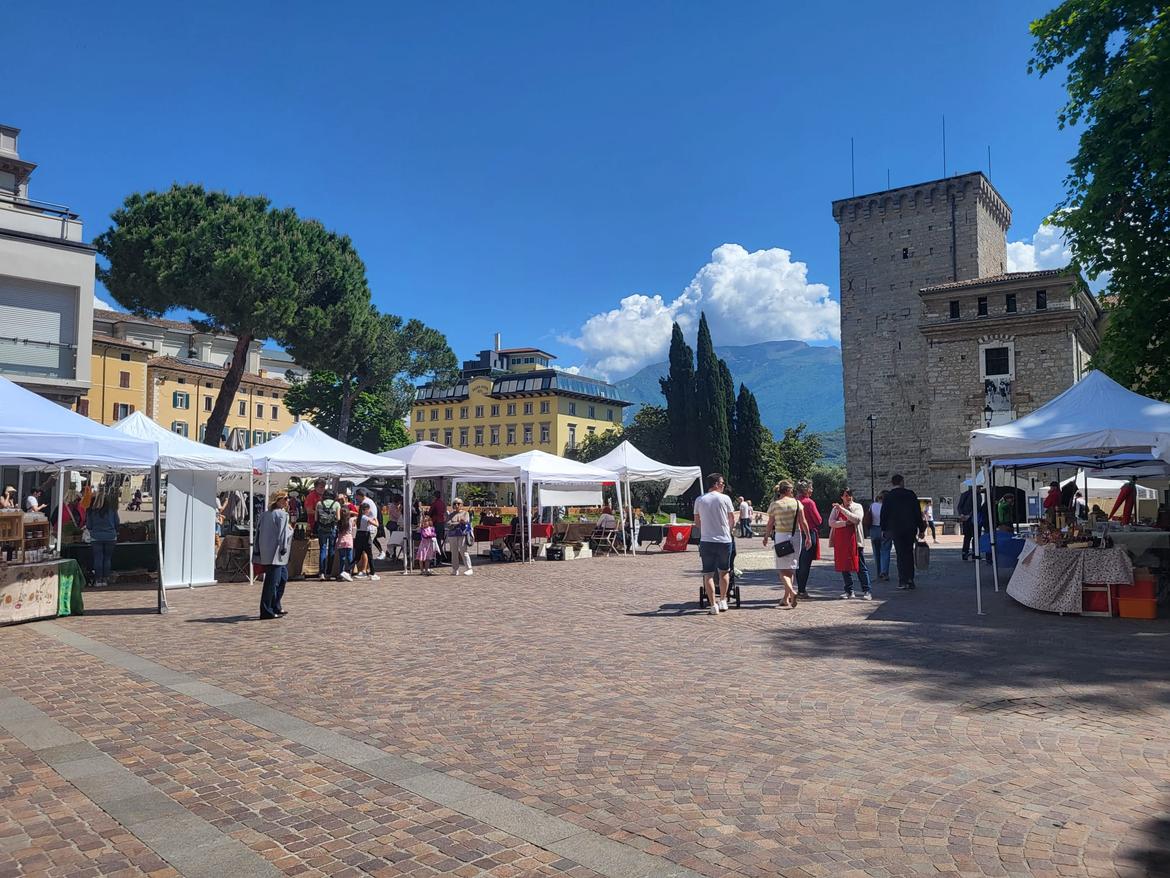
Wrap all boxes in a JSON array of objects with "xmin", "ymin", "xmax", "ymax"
[{"xmin": 0, "ymin": 193, "xmax": 83, "ymax": 242}]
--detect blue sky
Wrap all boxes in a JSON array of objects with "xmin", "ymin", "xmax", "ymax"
[{"xmin": 10, "ymin": 1, "xmax": 1076, "ymax": 379}]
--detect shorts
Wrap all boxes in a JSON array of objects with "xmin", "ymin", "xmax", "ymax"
[
  {"xmin": 773, "ymin": 536, "xmax": 800, "ymax": 571},
  {"xmin": 699, "ymin": 541, "xmax": 732, "ymax": 574}
]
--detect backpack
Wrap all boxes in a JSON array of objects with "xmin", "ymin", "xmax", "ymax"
[{"xmin": 316, "ymin": 500, "xmax": 339, "ymax": 532}]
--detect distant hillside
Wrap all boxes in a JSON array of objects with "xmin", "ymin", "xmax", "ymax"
[{"xmin": 614, "ymin": 340, "xmax": 845, "ymax": 456}]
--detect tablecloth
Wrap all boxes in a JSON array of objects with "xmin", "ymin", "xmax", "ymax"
[
  {"xmin": 474, "ymin": 524, "xmax": 512, "ymax": 543},
  {"xmin": 662, "ymin": 525, "xmax": 692, "ymax": 553},
  {"xmin": 1007, "ymin": 541, "xmax": 1132, "ymax": 614},
  {"xmin": 0, "ymin": 559, "xmax": 84, "ymax": 626}
]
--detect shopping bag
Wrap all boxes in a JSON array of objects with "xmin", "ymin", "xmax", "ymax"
[{"xmin": 914, "ymin": 540, "xmax": 931, "ymax": 571}]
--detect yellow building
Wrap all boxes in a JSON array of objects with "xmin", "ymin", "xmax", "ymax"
[
  {"xmin": 413, "ymin": 344, "xmax": 629, "ymax": 457},
  {"xmin": 80, "ymin": 334, "xmax": 152, "ymax": 424}
]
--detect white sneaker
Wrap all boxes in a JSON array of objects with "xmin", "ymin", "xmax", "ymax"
[
  {"xmin": 375, "ymin": 551, "xmax": 386, "ymax": 560},
  {"xmin": 861, "ymin": 592, "xmax": 873, "ymax": 601},
  {"xmin": 369, "ymin": 574, "xmax": 380, "ymax": 581},
  {"xmin": 462, "ymin": 569, "xmax": 474, "ymax": 576},
  {"xmin": 339, "ymin": 572, "xmax": 352, "ymax": 582},
  {"xmin": 451, "ymin": 569, "xmax": 459, "ymax": 575},
  {"xmin": 355, "ymin": 572, "xmax": 369, "ymax": 579},
  {"xmin": 709, "ymin": 604, "xmax": 719, "ymax": 615},
  {"xmin": 841, "ymin": 593, "xmax": 853, "ymax": 600},
  {"xmin": 718, "ymin": 599, "xmax": 729, "ymax": 611}
]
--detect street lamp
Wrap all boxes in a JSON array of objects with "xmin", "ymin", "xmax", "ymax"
[
  {"xmin": 983, "ymin": 404, "xmax": 994, "ymax": 428},
  {"xmin": 865, "ymin": 414, "xmax": 877, "ymax": 500}
]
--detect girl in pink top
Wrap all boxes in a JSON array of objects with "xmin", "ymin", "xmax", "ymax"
[
  {"xmin": 416, "ymin": 514, "xmax": 437, "ymax": 575},
  {"xmin": 335, "ymin": 507, "xmax": 355, "ymax": 581}
]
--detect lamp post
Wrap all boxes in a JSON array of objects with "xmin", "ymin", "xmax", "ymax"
[
  {"xmin": 865, "ymin": 414, "xmax": 876, "ymax": 501},
  {"xmin": 983, "ymin": 404, "xmax": 994, "ymax": 428}
]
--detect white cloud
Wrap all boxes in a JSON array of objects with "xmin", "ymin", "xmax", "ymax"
[
  {"xmin": 561, "ymin": 243, "xmax": 838, "ymax": 380},
  {"xmin": 1006, "ymin": 222, "xmax": 1072, "ymax": 273},
  {"xmin": 93, "ymin": 292, "xmax": 115, "ymax": 311}
]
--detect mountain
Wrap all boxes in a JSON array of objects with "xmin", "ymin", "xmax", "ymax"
[{"xmin": 614, "ymin": 340, "xmax": 844, "ymax": 447}]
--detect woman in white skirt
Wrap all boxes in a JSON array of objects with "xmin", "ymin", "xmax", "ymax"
[{"xmin": 763, "ymin": 480, "xmax": 812, "ymax": 609}]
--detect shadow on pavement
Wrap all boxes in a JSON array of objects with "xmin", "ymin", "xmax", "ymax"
[{"xmin": 185, "ymin": 614, "xmax": 258, "ymax": 624}]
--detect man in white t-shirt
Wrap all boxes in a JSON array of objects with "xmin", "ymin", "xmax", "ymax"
[
  {"xmin": 737, "ymin": 495, "xmax": 752, "ymax": 537},
  {"xmin": 693, "ymin": 472, "xmax": 736, "ymax": 615},
  {"xmin": 25, "ymin": 488, "xmax": 46, "ymax": 513},
  {"xmin": 353, "ymin": 488, "xmax": 381, "ymax": 581}
]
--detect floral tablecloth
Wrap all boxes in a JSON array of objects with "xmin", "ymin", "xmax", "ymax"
[
  {"xmin": 1007, "ymin": 541, "xmax": 1132, "ymax": 614},
  {"xmin": 0, "ymin": 560, "xmax": 84, "ymax": 626}
]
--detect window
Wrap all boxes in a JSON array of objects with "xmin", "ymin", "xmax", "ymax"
[
  {"xmin": 977, "ymin": 297, "xmax": 988, "ymax": 317},
  {"xmin": 172, "ymin": 391, "xmax": 190, "ymax": 409},
  {"xmin": 506, "ymin": 425, "xmax": 516, "ymax": 445},
  {"xmin": 119, "ymin": 371, "xmax": 131, "ymax": 388},
  {"xmin": 429, "ymin": 429, "xmax": 439, "ymax": 442},
  {"xmin": 540, "ymin": 401, "xmax": 550, "ymax": 414},
  {"xmin": 256, "ymin": 403, "xmax": 264, "ymax": 419},
  {"xmin": 416, "ymin": 430, "xmax": 424, "ymax": 441},
  {"xmin": 429, "ymin": 408, "xmax": 439, "ymax": 421},
  {"xmin": 444, "ymin": 428, "xmax": 453, "ymax": 445},
  {"xmin": 568, "ymin": 402, "xmax": 577, "ymax": 416},
  {"xmin": 984, "ymin": 346, "xmax": 1011, "ymax": 376},
  {"xmin": 459, "ymin": 406, "xmax": 468, "ymax": 419},
  {"xmin": 506, "ymin": 403, "xmax": 517, "ymax": 417},
  {"xmin": 523, "ymin": 423, "xmax": 533, "ymax": 444},
  {"xmin": 416, "ymin": 409, "xmax": 425, "ymax": 423},
  {"xmin": 119, "ymin": 352, "xmax": 131, "ymax": 362},
  {"xmin": 902, "ymin": 247, "xmax": 910, "ymax": 259},
  {"xmin": 523, "ymin": 402, "xmax": 533, "ymax": 415},
  {"xmin": 77, "ymin": 399, "xmax": 89, "ymax": 417},
  {"xmin": 1036, "ymin": 289, "xmax": 1047, "ymax": 310},
  {"xmin": 270, "ymin": 405, "xmax": 278, "ymax": 420},
  {"xmin": 199, "ymin": 424, "xmax": 207, "ymax": 442},
  {"xmin": 606, "ymin": 408, "xmax": 614, "ymax": 420},
  {"xmin": 490, "ymin": 404, "xmax": 500, "ymax": 417},
  {"xmin": 171, "ymin": 421, "xmax": 189, "ymax": 437},
  {"xmin": 949, "ymin": 300, "xmax": 960, "ymax": 320},
  {"xmin": 459, "ymin": 427, "xmax": 469, "ymax": 447},
  {"xmin": 567, "ymin": 423, "xmax": 577, "ymax": 450},
  {"xmin": 490, "ymin": 426, "xmax": 500, "ymax": 445},
  {"xmin": 177, "ymin": 377, "xmax": 185, "ymax": 384},
  {"xmin": 1005, "ymin": 293, "xmax": 1017, "ymax": 313},
  {"xmin": 238, "ymin": 400, "xmax": 246, "ymax": 416},
  {"xmin": 588, "ymin": 405, "xmax": 596, "ymax": 419},
  {"xmin": 256, "ymin": 390, "xmax": 264, "ymax": 398},
  {"xmin": 474, "ymin": 427, "xmax": 484, "ymax": 446},
  {"xmin": 113, "ymin": 403, "xmax": 134, "ymax": 420},
  {"xmin": 253, "ymin": 430, "xmax": 264, "ymax": 446},
  {"xmin": 475, "ymin": 405, "xmax": 484, "ymax": 418},
  {"xmin": 445, "ymin": 407, "xmax": 453, "ymax": 420},
  {"xmin": 540, "ymin": 422, "xmax": 550, "ymax": 443},
  {"xmin": 204, "ymin": 396, "xmax": 213, "ymax": 412}
]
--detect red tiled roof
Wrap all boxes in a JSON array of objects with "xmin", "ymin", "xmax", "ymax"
[
  {"xmin": 920, "ymin": 269, "xmax": 1073, "ymax": 293},
  {"xmin": 148, "ymin": 356, "xmax": 291, "ymax": 389},
  {"xmin": 91, "ymin": 333, "xmax": 153, "ymax": 352},
  {"xmin": 94, "ymin": 309, "xmax": 199, "ymax": 332}
]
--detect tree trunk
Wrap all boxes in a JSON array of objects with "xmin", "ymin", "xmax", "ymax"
[
  {"xmin": 337, "ymin": 386, "xmax": 355, "ymax": 444},
  {"xmin": 203, "ymin": 332, "xmax": 254, "ymax": 446}
]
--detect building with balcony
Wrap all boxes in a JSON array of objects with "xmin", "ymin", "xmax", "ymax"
[
  {"xmin": 413, "ymin": 339, "xmax": 630, "ymax": 458},
  {"xmin": 0, "ymin": 124, "xmax": 95, "ymax": 405}
]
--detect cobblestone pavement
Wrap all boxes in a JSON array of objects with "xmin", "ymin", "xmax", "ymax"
[{"xmin": 2, "ymin": 536, "xmax": 1168, "ymax": 877}]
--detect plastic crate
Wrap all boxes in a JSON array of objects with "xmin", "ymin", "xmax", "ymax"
[
  {"xmin": 1124, "ymin": 578, "xmax": 1157, "ymax": 601},
  {"xmin": 1117, "ymin": 597, "xmax": 1157, "ymax": 620}
]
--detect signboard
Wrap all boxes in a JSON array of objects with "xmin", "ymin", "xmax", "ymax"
[{"xmin": 938, "ymin": 496, "xmax": 954, "ymax": 518}]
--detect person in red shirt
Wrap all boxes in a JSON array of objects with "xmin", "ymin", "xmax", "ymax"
[
  {"xmin": 1043, "ymin": 481, "xmax": 1062, "ymax": 521},
  {"xmin": 795, "ymin": 479, "xmax": 822, "ymax": 598},
  {"xmin": 1110, "ymin": 477, "xmax": 1137, "ymax": 525},
  {"xmin": 304, "ymin": 479, "xmax": 326, "ymax": 530}
]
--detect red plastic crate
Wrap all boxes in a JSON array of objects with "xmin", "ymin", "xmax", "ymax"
[
  {"xmin": 1082, "ymin": 587, "xmax": 1112, "ymax": 614},
  {"xmin": 1118, "ymin": 597, "xmax": 1157, "ymax": 620},
  {"xmin": 1125, "ymin": 577, "xmax": 1157, "ymax": 600}
]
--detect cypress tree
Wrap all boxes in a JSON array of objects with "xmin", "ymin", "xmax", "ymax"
[
  {"xmin": 658, "ymin": 322, "xmax": 695, "ymax": 465},
  {"xmin": 734, "ymin": 384, "xmax": 769, "ymax": 506},
  {"xmin": 719, "ymin": 359, "xmax": 736, "ymax": 486},
  {"xmin": 694, "ymin": 313, "xmax": 730, "ymax": 480}
]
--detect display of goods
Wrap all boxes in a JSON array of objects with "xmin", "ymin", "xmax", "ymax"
[{"xmin": 1117, "ymin": 597, "xmax": 1157, "ymax": 620}]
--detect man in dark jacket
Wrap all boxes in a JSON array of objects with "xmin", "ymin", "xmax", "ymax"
[{"xmin": 880, "ymin": 474, "xmax": 925, "ymax": 589}]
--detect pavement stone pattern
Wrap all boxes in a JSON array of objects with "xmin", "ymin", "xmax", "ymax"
[{"xmin": 2, "ymin": 534, "xmax": 1168, "ymax": 877}]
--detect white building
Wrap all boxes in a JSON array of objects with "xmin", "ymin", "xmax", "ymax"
[{"xmin": 0, "ymin": 124, "xmax": 95, "ymax": 405}]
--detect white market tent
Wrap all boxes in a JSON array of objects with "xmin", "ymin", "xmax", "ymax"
[
  {"xmin": 589, "ymin": 440, "xmax": 702, "ymax": 554},
  {"xmin": 113, "ymin": 412, "xmax": 252, "ymax": 589},
  {"xmin": 501, "ymin": 450, "xmax": 622, "ymax": 560},
  {"xmin": 248, "ymin": 421, "xmax": 406, "ymax": 480},
  {"xmin": 379, "ymin": 442, "xmax": 522, "ymax": 572},
  {"xmin": 967, "ymin": 370, "xmax": 1170, "ymax": 613}
]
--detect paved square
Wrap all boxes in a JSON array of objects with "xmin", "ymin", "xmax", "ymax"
[{"xmin": 1, "ymin": 538, "xmax": 1167, "ymax": 877}]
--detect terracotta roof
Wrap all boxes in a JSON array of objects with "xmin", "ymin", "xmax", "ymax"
[
  {"xmin": 148, "ymin": 356, "xmax": 291, "ymax": 390},
  {"xmin": 94, "ymin": 308, "xmax": 199, "ymax": 332},
  {"xmin": 91, "ymin": 333, "xmax": 153, "ymax": 353},
  {"xmin": 920, "ymin": 269, "xmax": 1073, "ymax": 293}
]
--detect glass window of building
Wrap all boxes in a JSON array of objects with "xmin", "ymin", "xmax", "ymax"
[
  {"xmin": 119, "ymin": 371, "xmax": 130, "ymax": 388},
  {"xmin": 1005, "ymin": 293, "xmax": 1017, "ymax": 313},
  {"xmin": 474, "ymin": 426, "xmax": 484, "ymax": 446},
  {"xmin": 173, "ymin": 391, "xmax": 190, "ymax": 410},
  {"xmin": 540, "ymin": 400, "xmax": 550, "ymax": 414},
  {"xmin": 588, "ymin": 405, "xmax": 595, "ymax": 419},
  {"xmin": 119, "ymin": 352, "xmax": 131, "ymax": 362},
  {"xmin": 460, "ymin": 406, "xmax": 468, "ymax": 419},
  {"xmin": 429, "ymin": 409, "xmax": 439, "ymax": 421},
  {"xmin": 271, "ymin": 405, "xmax": 278, "ymax": 420},
  {"xmin": 1036, "ymin": 289, "xmax": 1047, "ymax": 310},
  {"xmin": 114, "ymin": 402, "xmax": 134, "ymax": 420},
  {"xmin": 444, "ymin": 429, "xmax": 453, "ymax": 445},
  {"xmin": 984, "ymin": 347, "xmax": 1011, "ymax": 376},
  {"xmin": 256, "ymin": 403, "xmax": 264, "ymax": 419},
  {"xmin": 949, "ymin": 300, "xmax": 960, "ymax": 319},
  {"xmin": 506, "ymin": 425, "xmax": 516, "ymax": 444},
  {"xmin": 490, "ymin": 404, "xmax": 500, "ymax": 417},
  {"xmin": 523, "ymin": 424, "xmax": 533, "ymax": 444},
  {"xmin": 507, "ymin": 403, "xmax": 516, "ymax": 416},
  {"xmin": 567, "ymin": 423, "xmax": 577, "ymax": 449},
  {"xmin": 416, "ymin": 430, "xmax": 424, "ymax": 441},
  {"xmin": 171, "ymin": 421, "xmax": 188, "ymax": 437},
  {"xmin": 523, "ymin": 402, "xmax": 533, "ymax": 415},
  {"xmin": 568, "ymin": 402, "xmax": 577, "ymax": 416},
  {"xmin": 460, "ymin": 427, "xmax": 469, "ymax": 447},
  {"xmin": 445, "ymin": 407, "xmax": 453, "ymax": 420},
  {"xmin": 606, "ymin": 408, "xmax": 614, "ymax": 420},
  {"xmin": 540, "ymin": 422, "xmax": 550, "ymax": 443},
  {"xmin": 977, "ymin": 297, "xmax": 988, "ymax": 317},
  {"xmin": 204, "ymin": 396, "xmax": 212, "ymax": 412},
  {"xmin": 238, "ymin": 400, "xmax": 246, "ymax": 416},
  {"xmin": 490, "ymin": 426, "xmax": 500, "ymax": 445},
  {"xmin": 475, "ymin": 405, "xmax": 484, "ymax": 418},
  {"xmin": 429, "ymin": 429, "xmax": 439, "ymax": 442},
  {"xmin": 253, "ymin": 430, "xmax": 264, "ymax": 446}
]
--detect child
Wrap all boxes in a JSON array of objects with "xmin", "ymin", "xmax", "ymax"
[
  {"xmin": 416, "ymin": 514, "xmax": 437, "ymax": 575},
  {"xmin": 336, "ymin": 507, "xmax": 354, "ymax": 582}
]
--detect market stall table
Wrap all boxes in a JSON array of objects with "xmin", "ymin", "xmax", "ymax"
[
  {"xmin": 0, "ymin": 559, "xmax": 85, "ymax": 626},
  {"xmin": 1007, "ymin": 540, "xmax": 1132, "ymax": 615},
  {"xmin": 635, "ymin": 524, "xmax": 665, "ymax": 549}
]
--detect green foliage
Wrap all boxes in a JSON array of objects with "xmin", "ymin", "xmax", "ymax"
[
  {"xmin": 659, "ymin": 323, "xmax": 695, "ymax": 465},
  {"xmin": 733, "ymin": 385, "xmax": 770, "ymax": 506},
  {"xmin": 809, "ymin": 463, "xmax": 848, "ymax": 524},
  {"xmin": 762, "ymin": 423, "xmax": 822, "ymax": 491},
  {"xmin": 284, "ymin": 372, "xmax": 411, "ymax": 453},
  {"xmin": 1030, "ymin": 2, "xmax": 1170, "ymax": 398},
  {"xmin": 694, "ymin": 313, "xmax": 730, "ymax": 481},
  {"xmin": 564, "ymin": 405, "xmax": 673, "ymax": 512},
  {"xmin": 718, "ymin": 360, "xmax": 737, "ymax": 483}
]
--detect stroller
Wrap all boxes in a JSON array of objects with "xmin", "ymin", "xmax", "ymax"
[{"xmin": 697, "ymin": 542, "xmax": 741, "ymax": 609}]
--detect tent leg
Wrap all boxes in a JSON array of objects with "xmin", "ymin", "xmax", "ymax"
[
  {"xmin": 55, "ymin": 466, "xmax": 65, "ymax": 554},
  {"xmin": 527, "ymin": 480, "xmax": 534, "ymax": 563},
  {"xmin": 404, "ymin": 475, "xmax": 412, "ymax": 574},
  {"xmin": 155, "ymin": 463, "xmax": 168, "ymax": 614},
  {"xmin": 985, "ymin": 463, "xmax": 999, "ymax": 592},
  {"xmin": 247, "ymin": 473, "xmax": 255, "ymax": 586},
  {"xmin": 971, "ymin": 458, "xmax": 984, "ymax": 615}
]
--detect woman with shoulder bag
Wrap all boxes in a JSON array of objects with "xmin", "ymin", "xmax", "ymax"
[
  {"xmin": 445, "ymin": 498, "xmax": 474, "ymax": 576},
  {"xmin": 763, "ymin": 480, "xmax": 811, "ymax": 609}
]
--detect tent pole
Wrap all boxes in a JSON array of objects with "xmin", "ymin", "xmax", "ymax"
[
  {"xmin": 247, "ymin": 472, "xmax": 255, "ymax": 586},
  {"xmin": 55, "ymin": 466, "xmax": 65, "ymax": 554},
  {"xmin": 628, "ymin": 479, "xmax": 636, "ymax": 555},
  {"xmin": 155, "ymin": 463, "xmax": 168, "ymax": 614},
  {"xmin": 527, "ymin": 479, "xmax": 534, "ymax": 563},
  {"xmin": 985, "ymin": 462, "xmax": 999, "ymax": 592},
  {"xmin": 404, "ymin": 473, "xmax": 412, "ymax": 575},
  {"xmin": 971, "ymin": 457, "xmax": 984, "ymax": 615},
  {"xmin": 613, "ymin": 477, "xmax": 625, "ymax": 559}
]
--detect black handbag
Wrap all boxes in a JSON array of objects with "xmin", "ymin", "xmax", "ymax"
[{"xmin": 773, "ymin": 510, "xmax": 798, "ymax": 558}]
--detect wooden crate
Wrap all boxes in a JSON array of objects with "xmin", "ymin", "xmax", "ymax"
[{"xmin": 0, "ymin": 513, "xmax": 23, "ymax": 543}]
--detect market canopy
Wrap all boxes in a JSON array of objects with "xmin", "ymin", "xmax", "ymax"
[
  {"xmin": 500, "ymin": 449, "xmax": 619, "ymax": 484},
  {"xmin": 0, "ymin": 376, "xmax": 158, "ymax": 470},
  {"xmin": 247, "ymin": 421, "xmax": 405, "ymax": 478},
  {"xmin": 380, "ymin": 442, "xmax": 521, "ymax": 482},
  {"xmin": 588, "ymin": 440, "xmax": 701, "ymax": 496},
  {"xmin": 969, "ymin": 370, "xmax": 1170, "ymax": 463},
  {"xmin": 112, "ymin": 412, "xmax": 252, "ymax": 472}
]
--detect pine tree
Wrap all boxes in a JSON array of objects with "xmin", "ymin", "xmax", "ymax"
[
  {"xmin": 734, "ymin": 384, "xmax": 769, "ymax": 506},
  {"xmin": 658, "ymin": 323, "xmax": 695, "ymax": 465},
  {"xmin": 719, "ymin": 359, "xmax": 737, "ymax": 487},
  {"xmin": 694, "ymin": 313, "xmax": 730, "ymax": 480}
]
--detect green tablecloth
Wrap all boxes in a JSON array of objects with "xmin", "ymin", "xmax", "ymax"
[{"xmin": 57, "ymin": 558, "xmax": 85, "ymax": 617}]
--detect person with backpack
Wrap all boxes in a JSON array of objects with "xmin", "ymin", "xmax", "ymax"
[{"xmin": 315, "ymin": 489, "xmax": 341, "ymax": 581}]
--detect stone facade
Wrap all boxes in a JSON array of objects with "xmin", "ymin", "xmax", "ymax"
[{"xmin": 832, "ymin": 172, "xmax": 1102, "ymax": 511}]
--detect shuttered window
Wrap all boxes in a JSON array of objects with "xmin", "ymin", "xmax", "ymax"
[{"xmin": 0, "ymin": 276, "xmax": 79, "ymax": 379}]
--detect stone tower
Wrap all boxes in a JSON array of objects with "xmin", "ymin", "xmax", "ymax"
[{"xmin": 832, "ymin": 172, "xmax": 1010, "ymax": 501}]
